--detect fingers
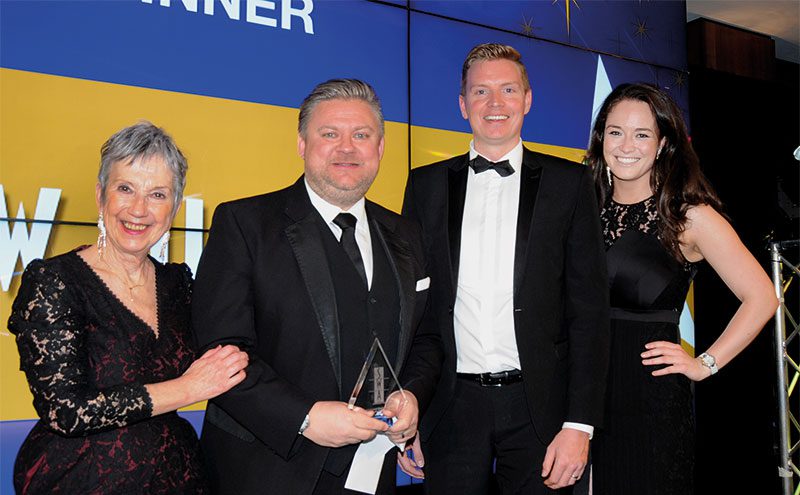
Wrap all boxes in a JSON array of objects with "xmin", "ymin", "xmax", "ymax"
[
  {"xmin": 542, "ymin": 429, "xmax": 589, "ymax": 489},
  {"xmin": 396, "ymin": 436, "xmax": 425, "ymax": 478},
  {"xmin": 541, "ymin": 445, "xmax": 555, "ymax": 477},
  {"xmin": 410, "ymin": 436, "xmax": 424, "ymax": 467},
  {"xmin": 397, "ymin": 451, "xmax": 422, "ymax": 478},
  {"xmin": 381, "ymin": 392, "xmax": 408, "ymax": 422},
  {"xmin": 397, "ymin": 443, "xmax": 425, "ymax": 479},
  {"xmin": 351, "ymin": 412, "xmax": 390, "ymax": 433},
  {"xmin": 223, "ymin": 350, "xmax": 249, "ymax": 377},
  {"xmin": 641, "ymin": 341, "xmax": 703, "ymax": 379},
  {"xmin": 384, "ymin": 391, "xmax": 418, "ymax": 440},
  {"xmin": 228, "ymin": 368, "xmax": 247, "ymax": 387}
]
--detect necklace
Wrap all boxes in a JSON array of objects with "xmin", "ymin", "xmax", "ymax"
[{"xmin": 97, "ymin": 256, "xmax": 151, "ymax": 303}]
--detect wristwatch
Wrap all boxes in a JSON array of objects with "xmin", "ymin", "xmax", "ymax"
[
  {"xmin": 298, "ymin": 414, "xmax": 311, "ymax": 435},
  {"xmin": 698, "ymin": 352, "xmax": 718, "ymax": 375}
]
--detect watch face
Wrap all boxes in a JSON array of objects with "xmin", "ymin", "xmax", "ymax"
[{"xmin": 700, "ymin": 353, "xmax": 717, "ymax": 373}]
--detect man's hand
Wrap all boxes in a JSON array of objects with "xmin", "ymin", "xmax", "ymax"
[
  {"xmin": 541, "ymin": 428, "xmax": 589, "ymax": 489},
  {"xmin": 382, "ymin": 390, "xmax": 419, "ymax": 445},
  {"xmin": 302, "ymin": 401, "xmax": 390, "ymax": 448},
  {"xmin": 397, "ymin": 435, "xmax": 425, "ymax": 479}
]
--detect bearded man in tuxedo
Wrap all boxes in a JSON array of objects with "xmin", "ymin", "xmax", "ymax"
[{"xmin": 193, "ymin": 78, "xmax": 441, "ymax": 495}]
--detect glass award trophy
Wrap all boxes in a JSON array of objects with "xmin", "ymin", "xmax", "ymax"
[{"xmin": 348, "ymin": 337, "xmax": 405, "ymax": 424}]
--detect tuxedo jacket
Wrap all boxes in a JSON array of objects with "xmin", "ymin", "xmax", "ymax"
[
  {"xmin": 191, "ymin": 178, "xmax": 441, "ymax": 495},
  {"xmin": 402, "ymin": 147, "xmax": 610, "ymax": 446}
]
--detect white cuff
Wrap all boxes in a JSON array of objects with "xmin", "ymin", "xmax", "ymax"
[{"xmin": 562, "ymin": 422, "xmax": 594, "ymax": 439}]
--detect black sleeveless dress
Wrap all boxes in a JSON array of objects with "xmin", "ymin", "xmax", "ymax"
[
  {"xmin": 8, "ymin": 250, "xmax": 208, "ymax": 494},
  {"xmin": 592, "ymin": 197, "xmax": 696, "ymax": 495}
]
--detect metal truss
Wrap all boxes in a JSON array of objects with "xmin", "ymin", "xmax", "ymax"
[{"xmin": 771, "ymin": 240, "xmax": 800, "ymax": 495}]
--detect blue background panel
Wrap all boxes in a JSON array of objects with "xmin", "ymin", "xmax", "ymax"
[
  {"xmin": 411, "ymin": 11, "xmax": 598, "ymax": 150},
  {"xmin": 0, "ymin": 0, "xmax": 410, "ymax": 122},
  {"xmin": 410, "ymin": 0, "xmax": 687, "ymax": 70}
]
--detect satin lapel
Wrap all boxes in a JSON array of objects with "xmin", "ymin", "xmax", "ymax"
[
  {"xmin": 514, "ymin": 150, "xmax": 543, "ymax": 296},
  {"xmin": 368, "ymin": 205, "xmax": 414, "ymax": 373},
  {"xmin": 284, "ymin": 181, "xmax": 341, "ymax": 392},
  {"xmin": 447, "ymin": 157, "xmax": 469, "ymax": 302}
]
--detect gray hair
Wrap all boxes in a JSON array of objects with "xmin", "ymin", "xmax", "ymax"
[
  {"xmin": 298, "ymin": 79, "xmax": 384, "ymax": 138},
  {"xmin": 98, "ymin": 121, "xmax": 188, "ymax": 214}
]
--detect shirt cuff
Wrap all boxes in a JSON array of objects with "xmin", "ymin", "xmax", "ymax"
[{"xmin": 562, "ymin": 422, "xmax": 594, "ymax": 439}]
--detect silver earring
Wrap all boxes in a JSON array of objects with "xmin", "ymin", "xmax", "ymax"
[
  {"xmin": 97, "ymin": 213, "xmax": 107, "ymax": 257},
  {"xmin": 158, "ymin": 231, "xmax": 170, "ymax": 262},
  {"xmin": 656, "ymin": 148, "xmax": 662, "ymax": 160},
  {"xmin": 606, "ymin": 166, "xmax": 613, "ymax": 186}
]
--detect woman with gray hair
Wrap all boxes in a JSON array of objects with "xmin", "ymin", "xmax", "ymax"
[{"xmin": 8, "ymin": 121, "xmax": 248, "ymax": 494}]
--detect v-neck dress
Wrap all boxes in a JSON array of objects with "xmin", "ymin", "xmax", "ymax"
[
  {"xmin": 592, "ymin": 197, "xmax": 697, "ymax": 495},
  {"xmin": 8, "ymin": 249, "xmax": 208, "ymax": 494}
]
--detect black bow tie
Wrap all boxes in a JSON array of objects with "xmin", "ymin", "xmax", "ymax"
[{"xmin": 469, "ymin": 155, "xmax": 515, "ymax": 177}]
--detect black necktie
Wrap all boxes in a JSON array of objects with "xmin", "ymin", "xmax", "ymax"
[
  {"xmin": 469, "ymin": 155, "xmax": 515, "ymax": 177},
  {"xmin": 333, "ymin": 213, "xmax": 367, "ymax": 287}
]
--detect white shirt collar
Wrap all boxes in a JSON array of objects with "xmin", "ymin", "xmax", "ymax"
[
  {"xmin": 304, "ymin": 179, "xmax": 368, "ymax": 228},
  {"xmin": 468, "ymin": 139, "xmax": 524, "ymax": 173}
]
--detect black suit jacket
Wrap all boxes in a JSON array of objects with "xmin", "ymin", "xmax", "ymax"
[
  {"xmin": 402, "ymin": 148, "xmax": 610, "ymax": 445},
  {"xmin": 192, "ymin": 178, "xmax": 441, "ymax": 494}
]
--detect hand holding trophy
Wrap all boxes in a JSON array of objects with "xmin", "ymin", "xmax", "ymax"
[{"xmin": 348, "ymin": 337, "xmax": 418, "ymax": 445}]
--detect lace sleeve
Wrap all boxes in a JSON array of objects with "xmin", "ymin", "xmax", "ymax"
[
  {"xmin": 178, "ymin": 262, "xmax": 194, "ymax": 308},
  {"xmin": 8, "ymin": 259, "xmax": 153, "ymax": 436}
]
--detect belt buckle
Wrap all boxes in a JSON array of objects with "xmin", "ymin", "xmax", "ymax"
[{"xmin": 480, "ymin": 372, "xmax": 503, "ymax": 387}]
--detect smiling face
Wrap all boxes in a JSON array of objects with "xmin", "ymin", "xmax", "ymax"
[
  {"xmin": 298, "ymin": 99, "xmax": 384, "ymax": 209},
  {"xmin": 459, "ymin": 59, "xmax": 532, "ymax": 160},
  {"xmin": 603, "ymin": 99, "xmax": 666, "ymax": 198},
  {"xmin": 97, "ymin": 154, "xmax": 175, "ymax": 260}
]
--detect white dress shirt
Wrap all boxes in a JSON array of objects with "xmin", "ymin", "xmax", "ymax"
[
  {"xmin": 455, "ymin": 140, "xmax": 523, "ymax": 374},
  {"xmin": 453, "ymin": 141, "xmax": 593, "ymax": 438},
  {"xmin": 305, "ymin": 180, "xmax": 373, "ymax": 289}
]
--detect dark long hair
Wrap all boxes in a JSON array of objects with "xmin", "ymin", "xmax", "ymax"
[{"xmin": 585, "ymin": 83, "xmax": 724, "ymax": 261}]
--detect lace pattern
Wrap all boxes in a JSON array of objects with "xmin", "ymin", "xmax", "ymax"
[
  {"xmin": 10, "ymin": 258, "xmax": 153, "ymax": 436},
  {"xmin": 8, "ymin": 251, "xmax": 205, "ymax": 493},
  {"xmin": 601, "ymin": 196, "xmax": 659, "ymax": 250}
]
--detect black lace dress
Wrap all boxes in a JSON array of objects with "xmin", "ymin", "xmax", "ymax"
[
  {"xmin": 592, "ymin": 197, "xmax": 696, "ymax": 495},
  {"xmin": 8, "ymin": 249, "xmax": 208, "ymax": 494}
]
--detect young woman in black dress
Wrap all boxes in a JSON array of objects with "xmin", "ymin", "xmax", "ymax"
[{"xmin": 585, "ymin": 83, "xmax": 778, "ymax": 494}]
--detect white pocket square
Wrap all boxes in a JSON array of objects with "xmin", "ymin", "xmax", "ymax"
[{"xmin": 416, "ymin": 277, "xmax": 430, "ymax": 291}]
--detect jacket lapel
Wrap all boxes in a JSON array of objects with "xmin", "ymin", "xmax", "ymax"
[
  {"xmin": 447, "ymin": 154, "xmax": 469, "ymax": 303},
  {"xmin": 514, "ymin": 148, "xmax": 543, "ymax": 296},
  {"xmin": 283, "ymin": 179, "xmax": 342, "ymax": 392},
  {"xmin": 367, "ymin": 203, "xmax": 414, "ymax": 373}
]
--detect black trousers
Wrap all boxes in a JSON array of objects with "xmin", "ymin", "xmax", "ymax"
[{"xmin": 422, "ymin": 379, "xmax": 574, "ymax": 495}]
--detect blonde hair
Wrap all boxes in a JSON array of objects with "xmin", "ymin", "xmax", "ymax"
[{"xmin": 461, "ymin": 43, "xmax": 530, "ymax": 95}]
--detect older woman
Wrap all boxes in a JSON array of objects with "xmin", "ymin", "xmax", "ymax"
[
  {"xmin": 585, "ymin": 83, "xmax": 778, "ymax": 494},
  {"xmin": 8, "ymin": 121, "xmax": 248, "ymax": 494}
]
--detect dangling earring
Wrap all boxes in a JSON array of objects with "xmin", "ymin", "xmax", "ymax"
[
  {"xmin": 158, "ymin": 231, "xmax": 170, "ymax": 262},
  {"xmin": 97, "ymin": 212, "xmax": 107, "ymax": 257},
  {"xmin": 656, "ymin": 148, "xmax": 662, "ymax": 160},
  {"xmin": 606, "ymin": 166, "xmax": 613, "ymax": 187}
]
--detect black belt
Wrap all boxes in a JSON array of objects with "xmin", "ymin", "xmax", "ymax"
[
  {"xmin": 610, "ymin": 308, "xmax": 681, "ymax": 324},
  {"xmin": 457, "ymin": 369, "xmax": 523, "ymax": 387}
]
